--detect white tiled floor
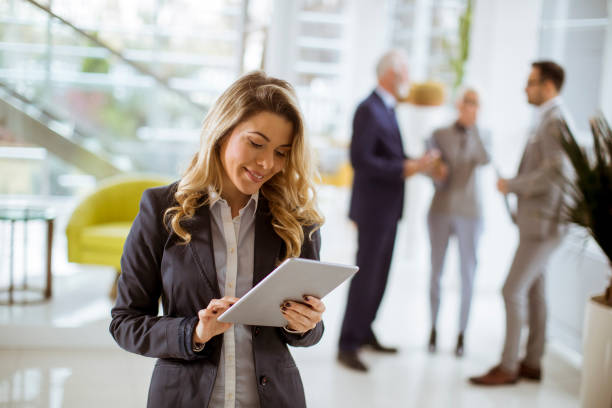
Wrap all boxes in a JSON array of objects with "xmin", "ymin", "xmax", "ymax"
[{"xmin": 0, "ymin": 181, "xmax": 581, "ymax": 407}]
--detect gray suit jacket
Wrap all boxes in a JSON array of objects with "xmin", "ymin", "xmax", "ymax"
[
  {"xmin": 110, "ymin": 183, "xmax": 323, "ymax": 408},
  {"xmin": 427, "ymin": 123, "xmax": 490, "ymax": 219},
  {"xmin": 506, "ymin": 104, "xmax": 568, "ymax": 239}
]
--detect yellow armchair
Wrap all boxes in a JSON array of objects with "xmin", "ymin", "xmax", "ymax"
[
  {"xmin": 66, "ymin": 175, "xmax": 171, "ymax": 297},
  {"xmin": 319, "ymin": 161, "xmax": 353, "ymax": 188}
]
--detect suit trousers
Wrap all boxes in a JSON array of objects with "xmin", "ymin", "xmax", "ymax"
[
  {"xmin": 339, "ymin": 219, "xmax": 398, "ymax": 352},
  {"xmin": 500, "ymin": 234, "xmax": 561, "ymax": 372},
  {"xmin": 428, "ymin": 213, "xmax": 482, "ymax": 333}
]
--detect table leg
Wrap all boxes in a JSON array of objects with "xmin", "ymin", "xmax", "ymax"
[
  {"xmin": 23, "ymin": 219, "xmax": 28, "ymax": 289},
  {"xmin": 9, "ymin": 220, "xmax": 15, "ymax": 305},
  {"xmin": 45, "ymin": 219, "xmax": 53, "ymax": 299}
]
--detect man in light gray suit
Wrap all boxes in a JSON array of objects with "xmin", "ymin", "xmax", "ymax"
[
  {"xmin": 426, "ymin": 88, "xmax": 490, "ymax": 357},
  {"xmin": 470, "ymin": 61, "xmax": 568, "ymax": 386}
]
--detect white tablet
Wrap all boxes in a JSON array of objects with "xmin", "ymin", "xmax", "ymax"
[{"xmin": 217, "ymin": 258, "xmax": 358, "ymax": 327}]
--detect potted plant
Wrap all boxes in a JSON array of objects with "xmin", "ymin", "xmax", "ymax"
[{"xmin": 558, "ymin": 114, "xmax": 612, "ymax": 408}]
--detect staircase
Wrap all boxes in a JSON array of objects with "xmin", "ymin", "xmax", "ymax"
[{"xmin": 0, "ymin": 0, "xmax": 246, "ymax": 192}]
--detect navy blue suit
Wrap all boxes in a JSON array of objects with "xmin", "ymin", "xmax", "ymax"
[{"xmin": 339, "ymin": 91, "xmax": 407, "ymax": 352}]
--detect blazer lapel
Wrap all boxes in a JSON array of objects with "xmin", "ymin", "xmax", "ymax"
[
  {"xmin": 186, "ymin": 204, "xmax": 221, "ymax": 298},
  {"xmin": 253, "ymin": 198, "xmax": 282, "ymax": 287},
  {"xmin": 518, "ymin": 106, "xmax": 560, "ymax": 175},
  {"xmin": 370, "ymin": 94, "xmax": 405, "ymax": 158}
]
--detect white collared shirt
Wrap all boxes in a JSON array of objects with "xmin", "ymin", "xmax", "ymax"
[
  {"xmin": 208, "ymin": 190, "xmax": 260, "ymax": 408},
  {"xmin": 527, "ymin": 96, "xmax": 564, "ymax": 142},
  {"xmin": 375, "ymin": 85, "xmax": 397, "ymax": 110},
  {"xmin": 537, "ymin": 95, "xmax": 562, "ymax": 121}
]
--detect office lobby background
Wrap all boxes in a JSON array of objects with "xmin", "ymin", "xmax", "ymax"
[{"xmin": 0, "ymin": 0, "xmax": 611, "ymax": 407}]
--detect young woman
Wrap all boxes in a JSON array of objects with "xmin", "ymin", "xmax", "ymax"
[{"xmin": 110, "ymin": 71, "xmax": 325, "ymax": 408}]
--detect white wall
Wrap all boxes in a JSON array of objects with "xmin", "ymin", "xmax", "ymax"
[
  {"xmin": 547, "ymin": 233, "xmax": 611, "ymax": 353},
  {"xmin": 342, "ymin": 0, "xmax": 392, "ymax": 141},
  {"xmin": 264, "ymin": 0, "xmax": 299, "ymax": 82},
  {"xmin": 601, "ymin": 0, "xmax": 612, "ymax": 122},
  {"xmin": 467, "ymin": 0, "xmax": 544, "ymax": 175}
]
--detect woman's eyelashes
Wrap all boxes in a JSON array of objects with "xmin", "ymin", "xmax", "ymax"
[
  {"xmin": 248, "ymin": 139, "xmax": 263, "ymax": 148},
  {"xmin": 248, "ymin": 138, "xmax": 288, "ymax": 158}
]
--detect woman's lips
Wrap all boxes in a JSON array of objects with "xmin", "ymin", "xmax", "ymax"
[{"xmin": 245, "ymin": 167, "xmax": 264, "ymax": 183}]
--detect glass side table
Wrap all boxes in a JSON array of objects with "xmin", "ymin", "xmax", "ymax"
[{"xmin": 0, "ymin": 206, "xmax": 55, "ymax": 305}]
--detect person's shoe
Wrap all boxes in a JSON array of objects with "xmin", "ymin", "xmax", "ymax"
[
  {"xmin": 469, "ymin": 365, "xmax": 519, "ymax": 386},
  {"xmin": 428, "ymin": 328, "xmax": 437, "ymax": 353},
  {"xmin": 518, "ymin": 362, "xmax": 542, "ymax": 381},
  {"xmin": 337, "ymin": 350, "xmax": 368, "ymax": 372},
  {"xmin": 363, "ymin": 335, "xmax": 398, "ymax": 354},
  {"xmin": 455, "ymin": 333, "xmax": 464, "ymax": 357}
]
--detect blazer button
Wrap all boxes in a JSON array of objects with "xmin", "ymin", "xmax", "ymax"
[
  {"xmin": 260, "ymin": 376, "xmax": 269, "ymax": 386},
  {"xmin": 254, "ymin": 326, "xmax": 260, "ymax": 336}
]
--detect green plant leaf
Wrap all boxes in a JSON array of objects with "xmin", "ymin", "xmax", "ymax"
[{"xmin": 559, "ymin": 113, "xmax": 612, "ymax": 301}]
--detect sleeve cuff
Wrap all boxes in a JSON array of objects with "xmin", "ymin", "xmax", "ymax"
[
  {"xmin": 505, "ymin": 177, "xmax": 520, "ymax": 194},
  {"xmin": 182, "ymin": 316, "xmax": 201, "ymax": 358},
  {"xmin": 192, "ymin": 341, "xmax": 206, "ymax": 353},
  {"xmin": 283, "ymin": 325, "xmax": 308, "ymax": 336}
]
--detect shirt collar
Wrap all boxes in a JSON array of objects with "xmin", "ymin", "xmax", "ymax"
[
  {"xmin": 454, "ymin": 120, "xmax": 471, "ymax": 133},
  {"xmin": 208, "ymin": 187, "xmax": 259, "ymax": 217},
  {"xmin": 538, "ymin": 96, "xmax": 562, "ymax": 117},
  {"xmin": 375, "ymin": 85, "xmax": 397, "ymax": 110}
]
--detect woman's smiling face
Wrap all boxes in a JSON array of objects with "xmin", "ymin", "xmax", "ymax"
[{"xmin": 219, "ymin": 111, "xmax": 293, "ymax": 204}]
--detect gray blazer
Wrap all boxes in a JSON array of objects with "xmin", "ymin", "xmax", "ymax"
[
  {"xmin": 110, "ymin": 183, "xmax": 323, "ymax": 408},
  {"xmin": 506, "ymin": 104, "xmax": 567, "ymax": 239},
  {"xmin": 427, "ymin": 123, "xmax": 490, "ymax": 219}
]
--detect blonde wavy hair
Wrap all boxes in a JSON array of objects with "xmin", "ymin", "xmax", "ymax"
[{"xmin": 164, "ymin": 71, "xmax": 324, "ymax": 259}]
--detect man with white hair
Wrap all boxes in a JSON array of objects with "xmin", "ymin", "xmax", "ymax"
[
  {"xmin": 338, "ymin": 49, "xmax": 438, "ymax": 372},
  {"xmin": 425, "ymin": 87, "xmax": 490, "ymax": 357}
]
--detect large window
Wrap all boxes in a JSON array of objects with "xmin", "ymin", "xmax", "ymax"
[
  {"xmin": 0, "ymin": 0, "xmax": 482, "ymax": 195},
  {"xmin": 390, "ymin": 0, "xmax": 470, "ymax": 93},
  {"xmin": 538, "ymin": 0, "xmax": 609, "ymax": 137},
  {"xmin": 285, "ymin": 0, "xmax": 348, "ymax": 141},
  {"xmin": 0, "ymin": 0, "xmax": 270, "ymax": 193}
]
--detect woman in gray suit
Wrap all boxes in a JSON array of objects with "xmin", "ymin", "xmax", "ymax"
[
  {"xmin": 110, "ymin": 72, "xmax": 325, "ymax": 408},
  {"xmin": 426, "ymin": 88, "xmax": 490, "ymax": 357}
]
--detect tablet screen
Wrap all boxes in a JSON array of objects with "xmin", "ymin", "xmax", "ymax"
[{"xmin": 217, "ymin": 258, "xmax": 358, "ymax": 326}]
